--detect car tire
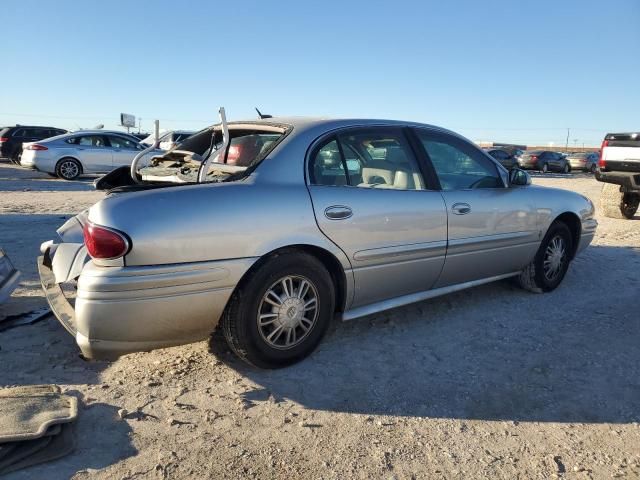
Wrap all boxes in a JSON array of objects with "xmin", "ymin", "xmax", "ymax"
[
  {"xmin": 55, "ymin": 158, "xmax": 82, "ymax": 180},
  {"xmin": 600, "ymin": 183, "xmax": 639, "ymax": 219},
  {"xmin": 518, "ymin": 221, "xmax": 573, "ymax": 293},
  {"xmin": 221, "ymin": 251, "xmax": 335, "ymax": 368},
  {"xmin": 541, "ymin": 163, "xmax": 549, "ymax": 173},
  {"xmin": 563, "ymin": 163, "xmax": 570, "ymax": 173},
  {"xmin": 589, "ymin": 164, "xmax": 597, "ymax": 174},
  {"xmin": 10, "ymin": 151, "xmax": 21, "ymax": 165}
]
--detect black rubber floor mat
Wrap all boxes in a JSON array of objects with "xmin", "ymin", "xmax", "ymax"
[{"xmin": 0, "ymin": 423, "xmax": 75, "ymax": 475}]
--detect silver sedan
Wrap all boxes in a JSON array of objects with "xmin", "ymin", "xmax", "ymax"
[
  {"xmin": 20, "ymin": 130, "xmax": 161, "ymax": 180},
  {"xmin": 38, "ymin": 117, "xmax": 597, "ymax": 368}
]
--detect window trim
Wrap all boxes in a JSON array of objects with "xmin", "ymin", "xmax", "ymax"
[{"xmin": 411, "ymin": 127, "xmax": 507, "ymax": 191}]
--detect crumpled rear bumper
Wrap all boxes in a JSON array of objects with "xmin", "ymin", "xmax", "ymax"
[{"xmin": 38, "ymin": 248, "xmax": 254, "ymax": 360}]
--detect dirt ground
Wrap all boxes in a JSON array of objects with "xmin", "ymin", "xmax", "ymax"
[{"xmin": 0, "ymin": 162, "xmax": 638, "ymax": 479}]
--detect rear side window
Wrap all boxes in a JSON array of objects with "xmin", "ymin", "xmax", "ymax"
[
  {"xmin": 309, "ymin": 128, "xmax": 425, "ymax": 190},
  {"xmin": 67, "ymin": 135, "xmax": 107, "ymax": 147},
  {"xmin": 415, "ymin": 130, "xmax": 503, "ymax": 190}
]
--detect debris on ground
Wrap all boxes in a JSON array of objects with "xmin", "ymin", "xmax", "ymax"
[
  {"xmin": 0, "ymin": 249, "xmax": 20, "ymax": 305},
  {"xmin": 0, "ymin": 308, "xmax": 51, "ymax": 333}
]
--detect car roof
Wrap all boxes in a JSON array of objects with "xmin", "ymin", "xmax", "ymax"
[
  {"xmin": 205, "ymin": 116, "xmax": 459, "ymax": 139},
  {"xmin": 68, "ymin": 130, "xmax": 138, "ymax": 136}
]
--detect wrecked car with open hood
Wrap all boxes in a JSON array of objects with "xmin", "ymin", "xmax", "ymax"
[{"xmin": 38, "ymin": 109, "xmax": 597, "ymax": 368}]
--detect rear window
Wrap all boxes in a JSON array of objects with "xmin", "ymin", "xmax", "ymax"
[
  {"xmin": 182, "ymin": 128, "xmax": 285, "ymax": 169},
  {"xmin": 605, "ymin": 133, "xmax": 640, "ymax": 147},
  {"xmin": 524, "ymin": 150, "xmax": 543, "ymax": 155},
  {"xmin": 0, "ymin": 128, "xmax": 10, "ymax": 137}
]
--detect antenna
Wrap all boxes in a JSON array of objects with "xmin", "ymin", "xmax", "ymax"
[{"xmin": 255, "ymin": 107, "xmax": 272, "ymax": 119}]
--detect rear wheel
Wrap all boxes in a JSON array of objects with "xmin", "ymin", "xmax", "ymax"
[
  {"xmin": 600, "ymin": 183, "xmax": 639, "ymax": 219},
  {"xmin": 10, "ymin": 151, "xmax": 21, "ymax": 165},
  {"xmin": 221, "ymin": 251, "xmax": 335, "ymax": 368},
  {"xmin": 55, "ymin": 158, "xmax": 82, "ymax": 180},
  {"xmin": 518, "ymin": 221, "xmax": 573, "ymax": 293}
]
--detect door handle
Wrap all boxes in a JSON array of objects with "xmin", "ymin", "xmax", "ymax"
[
  {"xmin": 451, "ymin": 203, "xmax": 471, "ymax": 215},
  {"xmin": 324, "ymin": 205, "xmax": 353, "ymax": 220}
]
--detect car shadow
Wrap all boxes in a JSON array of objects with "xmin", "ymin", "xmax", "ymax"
[
  {"xmin": 0, "ymin": 163, "xmax": 97, "ymax": 192},
  {"xmin": 213, "ymin": 245, "xmax": 640, "ymax": 424}
]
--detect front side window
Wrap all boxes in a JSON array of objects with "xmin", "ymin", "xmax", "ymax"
[
  {"xmin": 309, "ymin": 128, "xmax": 425, "ymax": 190},
  {"xmin": 108, "ymin": 135, "xmax": 139, "ymax": 150},
  {"xmin": 415, "ymin": 130, "xmax": 503, "ymax": 190}
]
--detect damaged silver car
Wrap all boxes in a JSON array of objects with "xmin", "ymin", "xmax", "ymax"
[{"xmin": 38, "ymin": 109, "xmax": 597, "ymax": 368}]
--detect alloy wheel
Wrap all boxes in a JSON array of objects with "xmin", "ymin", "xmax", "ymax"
[
  {"xmin": 543, "ymin": 235, "xmax": 566, "ymax": 281},
  {"xmin": 59, "ymin": 160, "xmax": 79, "ymax": 179},
  {"xmin": 257, "ymin": 275, "xmax": 319, "ymax": 350}
]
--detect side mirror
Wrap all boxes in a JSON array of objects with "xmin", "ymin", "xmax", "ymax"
[{"xmin": 509, "ymin": 168, "xmax": 531, "ymax": 186}]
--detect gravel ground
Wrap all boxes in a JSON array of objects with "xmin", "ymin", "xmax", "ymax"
[{"xmin": 0, "ymin": 162, "xmax": 639, "ymax": 479}]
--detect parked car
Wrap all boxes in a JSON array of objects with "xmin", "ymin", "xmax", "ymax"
[
  {"xmin": 0, "ymin": 125, "xmax": 67, "ymax": 164},
  {"xmin": 20, "ymin": 130, "xmax": 161, "ymax": 180},
  {"xmin": 519, "ymin": 150, "xmax": 571, "ymax": 173},
  {"xmin": 596, "ymin": 132, "xmax": 640, "ymax": 219},
  {"xmin": 141, "ymin": 130, "xmax": 195, "ymax": 150},
  {"xmin": 566, "ymin": 152, "xmax": 599, "ymax": 173},
  {"xmin": 484, "ymin": 148, "xmax": 518, "ymax": 169},
  {"xmin": 38, "ymin": 116, "xmax": 597, "ymax": 368}
]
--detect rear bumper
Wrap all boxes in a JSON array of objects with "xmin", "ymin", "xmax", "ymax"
[
  {"xmin": 38, "ymin": 250, "xmax": 255, "ymax": 360},
  {"xmin": 596, "ymin": 170, "xmax": 640, "ymax": 191}
]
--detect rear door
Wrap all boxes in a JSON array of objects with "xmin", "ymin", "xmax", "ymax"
[
  {"xmin": 412, "ymin": 128, "xmax": 539, "ymax": 287},
  {"xmin": 307, "ymin": 126, "xmax": 447, "ymax": 308}
]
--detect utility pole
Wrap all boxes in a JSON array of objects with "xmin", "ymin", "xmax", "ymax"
[{"xmin": 565, "ymin": 128, "xmax": 570, "ymax": 152}]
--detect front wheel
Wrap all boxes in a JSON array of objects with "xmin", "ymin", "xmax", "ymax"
[
  {"xmin": 541, "ymin": 163, "xmax": 549, "ymax": 173},
  {"xmin": 563, "ymin": 163, "xmax": 570, "ymax": 174},
  {"xmin": 590, "ymin": 163, "xmax": 597, "ymax": 174},
  {"xmin": 221, "ymin": 251, "xmax": 335, "ymax": 368},
  {"xmin": 518, "ymin": 221, "xmax": 573, "ymax": 293}
]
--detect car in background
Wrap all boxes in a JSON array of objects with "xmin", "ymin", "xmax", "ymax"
[
  {"xmin": 483, "ymin": 148, "xmax": 518, "ymax": 169},
  {"xmin": 141, "ymin": 130, "xmax": 195, "ymax": 150},
  {"xmin": 20, "ymin": 130, "xmax": 161, "ymax": 180},
  {"xmin": 519, "ymin": 150, "xmax": 570, "ymax": 173},
  {"xmin": 566, "ymin": 152, "xmax": 599, "ymax": 173},
  {"xmin": 0, "ymin": 125, "xmax": 67, "ymax": 164},
  {"xmin": 596, "ymin": 131, "xmax": 640, "ymax": 219}
]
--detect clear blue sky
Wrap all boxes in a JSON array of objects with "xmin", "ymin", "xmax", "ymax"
[{"xmin": 2, "ymin": 0, "xmax": 638, "ymax": 147}]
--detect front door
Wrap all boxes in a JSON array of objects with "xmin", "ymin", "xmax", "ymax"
[
  {"xmin": 412, "ymin": 128, "xmax": 539, "ymax": 287},
  {"xmin": 74, "ymin": 135, "xmax": 112, "ymax": 173},
  {"xmin": 106, "ymin": 135, "xmax": 141, "ymax": 169},
  {"xmin": 306, "ymin": 127, "xmax": 447, "ymax": 308}
]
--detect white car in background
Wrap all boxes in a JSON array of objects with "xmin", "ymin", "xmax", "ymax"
[
  {"xmin": 141, "ymin": 130, "xmax": 195, "ymax": 151},
  {"xmin": 20, "ymin": 130, "xmax": 162, "ymax": 180}
]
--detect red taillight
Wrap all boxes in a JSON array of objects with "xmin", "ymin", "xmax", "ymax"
[
  {"xmin": 26, "ymin": 144, "xmax": 48, "ymax": 151},
  {"xmin": 0, "ymin": 137, "xmax": 8, "ymax": 143},
  {"xmin": 598, "ymin": 139, "xmax": 608, "ymax": 168},
  {"xmin": 83, "ymin": 222, "xmax": 129, "ymax": 259},
  {"xmin": 530, "ymin": 155, "xmax": 537, "ymax": 162}
]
